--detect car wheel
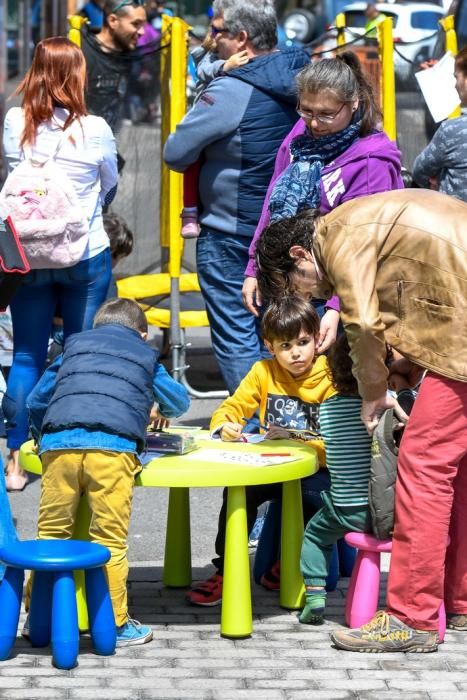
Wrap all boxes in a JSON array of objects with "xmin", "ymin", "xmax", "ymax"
[{"xmin": 282, "ymin": 9, "xmax": 317, "ymax": 44}]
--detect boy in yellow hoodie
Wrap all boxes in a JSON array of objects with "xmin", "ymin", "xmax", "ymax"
[{"xmin": 186, "ymin": 296, "xmax": 336, "ymax": 606}]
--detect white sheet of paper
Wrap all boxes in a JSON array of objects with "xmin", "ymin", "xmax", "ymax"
[
  {"xmin": 415, "ymin": 52, "xmax": 460, "ymax": 123},
  {"xmin": 183, "ymin": 448, "xmax": 299, "ymax": 467}
]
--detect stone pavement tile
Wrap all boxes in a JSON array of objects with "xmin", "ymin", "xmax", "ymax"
[
  {"xmin": 285, "ymin": 692, "xmax": 353, "ymax": 700},
  {"xmin": 0, "ymin": 691, "xmax": 65, "ymax": 699},
  {"xmin": 68, "ymin": 692, "xmax": 138, "ymax": 700},
  {"xmin": 306, "ymin": 679, "xmax": 389, "ymax": 691},
  {"xmin": 357, "ymin": 693, "xmax": 429, "ymax": 700},
  {"xmin": 209, "ymin": 669, "xmax": 281, "ymax": 680},
  {"xmin": 285, "ymin": 669, "xmax": 348, "ymax": 680},
  {"xmin": 0, "ymin": 677, "xmax": 28, "ymax": 689},
  {"xmin": 388, "ymin": 680, "xmax": 459, "ymax": 692},
  {"xmin": 215, "ymin": 692, "xmax": 285, "ymax": 700},
  {"xmin": 349, "ymin": 669, "xmax": 421, "ymax": 680},
  {"xmin": 429, "ymin": 693, "xmax": 467, "ymax": 699},
  {"xmin": 250, "ymin": 679, "xmax": 310, "ymax": 689},
  {"xmin": 380, "ymin": 657, "xmax": 451, "ymax": 671}
]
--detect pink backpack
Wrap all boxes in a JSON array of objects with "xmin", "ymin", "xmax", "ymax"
[{"xmin": 0, "ymin": 122, "xmax": 91, "ymax": 269}]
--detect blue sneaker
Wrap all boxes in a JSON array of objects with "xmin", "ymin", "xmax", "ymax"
[{"xmin": 116, "ymin": 618, "xmax": 153, "ymax": 647}]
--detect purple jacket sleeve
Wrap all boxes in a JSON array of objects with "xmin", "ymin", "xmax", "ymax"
[{"xmin": 245, "ymin": 119, "xmax": 306, "ymax": 278}]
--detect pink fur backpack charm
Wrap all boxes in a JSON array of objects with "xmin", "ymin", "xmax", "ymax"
[{"xmin": 0, "ymin": 123, "xmax": 90, "ymax": 269}]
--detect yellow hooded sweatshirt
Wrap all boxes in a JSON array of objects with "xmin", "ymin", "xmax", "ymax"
[{"xmin": 210, "ymin": 355, "xmax": 336, "ymax": 466}]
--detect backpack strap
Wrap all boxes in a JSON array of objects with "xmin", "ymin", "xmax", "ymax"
[
  {"xmin": 378, "ymin": 408, "xmax": 399, "ymax": 456},
  {"xmin": 22, "ymin": 120, "xmax": 80, "ymax": 164}
]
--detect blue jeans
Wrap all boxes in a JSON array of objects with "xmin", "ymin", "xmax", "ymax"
[
  {"xmin": 0, "ymin": 459, "xmax": 17, "ymax": 580},
  {"xmin": 7, "ymin": 249, "xmax": 112, "ymax": 449},
  {"xmin": 197, "ymin": 228, "xmax": 265, "ymax": 394}
]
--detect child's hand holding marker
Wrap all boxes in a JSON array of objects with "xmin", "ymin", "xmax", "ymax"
[{"xmin": 220, "ymin": 414, "xmax": 247, "ymax": 442}]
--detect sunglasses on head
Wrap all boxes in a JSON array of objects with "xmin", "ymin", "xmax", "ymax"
[{"xmin": 112, "ymin": 0, "xmax": 145, "ymax": 13}]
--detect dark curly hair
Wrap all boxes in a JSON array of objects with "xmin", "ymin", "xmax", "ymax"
[
  {"xmin": 327, "ymin": 334, "xmax": 358, "ymax": 396},
  {"xmin": 256, "ymin": 209, "xmax": 318, "ymax": 305}
]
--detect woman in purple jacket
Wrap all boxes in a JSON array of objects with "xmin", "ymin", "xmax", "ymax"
[{"xmin": 243, "ymin": 52, "xmax": 403, "ymax": 352}]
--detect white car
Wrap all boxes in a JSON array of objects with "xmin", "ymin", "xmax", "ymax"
[{"xmin": 340, "ymin": 2, "xmax": 445, "ymax": 83}]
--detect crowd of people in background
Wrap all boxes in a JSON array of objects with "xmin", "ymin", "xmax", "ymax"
[{"xmin": 1, "ymin": 0, "xmax": 467, "ymax": 657}]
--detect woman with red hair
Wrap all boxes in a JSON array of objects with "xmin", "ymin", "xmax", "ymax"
[{"xmin": 2, "ymin": 37, "xmax": 118, "ymax": 490}]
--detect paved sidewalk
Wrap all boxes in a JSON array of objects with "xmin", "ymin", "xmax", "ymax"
[{"xmin": 1, "ymin": 562, "xmax": 467, "ymax": 700}]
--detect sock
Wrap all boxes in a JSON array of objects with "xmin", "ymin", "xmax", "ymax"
[
  {"xmin": 299, "ymin": 588, "xmax": 326, "ymax": 625},
  {"xmin": 182, "ymin": 207, "xmax": 198, "ymax": 220}
]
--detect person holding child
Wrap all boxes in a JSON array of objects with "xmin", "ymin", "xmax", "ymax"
[
  {"xmin": 186, "ymin": 296, "xmax": 336, "ymax": 605},
  {"xmin": 242, "ymin": 52, "xmax": 403, "ymax": 352},
  {"xmin": 26, "ymin": 298, "xmax": 190, "ymax": 646},
  {"xmin": 164, "ymin": 0, "xmax": 310, "ymax": 394},
  {"xmin": 256, "ymin": 188, "xmax": 467, "ymax": 653}
]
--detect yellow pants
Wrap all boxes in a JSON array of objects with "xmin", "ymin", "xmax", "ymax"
[{"xmin": 36, "ymin": 449, "xmax": 141, "ymax": 627}]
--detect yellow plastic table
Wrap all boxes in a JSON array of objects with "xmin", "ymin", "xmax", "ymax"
[{"xmin": 20, "ymin": 436, "xmax": 317, "ymax": 638}]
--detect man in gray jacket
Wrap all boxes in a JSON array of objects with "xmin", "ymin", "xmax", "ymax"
[{"xmin": 164, "ymin": 0, "xmax": 309, "ymax": 394}]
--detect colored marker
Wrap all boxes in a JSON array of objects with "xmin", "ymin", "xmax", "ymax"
[
  {"xmin": 242, "ymin": 416, "xmax": 269, "ymax": 431},
  {"xmin": 260, "ymin": 453, "xmax": 291, "ymax": 457}
]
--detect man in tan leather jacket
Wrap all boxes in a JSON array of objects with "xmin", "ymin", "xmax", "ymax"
[{"xmin": 256, "ymin": 188, "xmax": 467, "ymax": 653}]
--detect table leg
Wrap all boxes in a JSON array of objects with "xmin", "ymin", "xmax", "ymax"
[
  {"xmin": 72, "ymin": 495, "xmax": 92, "ymax": 631},
  {"xmin": 280, "ymin": 479, "xmax": 305, "ymax": 610},
  {"xmin": 221, "ymin": 485, "xmax": 252, "ymax": 638},
  {"xmin": 163, "ymin": 487, "xmax": 192, "ymax": 587}
]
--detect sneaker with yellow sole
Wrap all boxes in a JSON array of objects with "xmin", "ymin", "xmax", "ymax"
[{"xmin": 330, "ymin": 611, "xmax": 438, "ymax": 653}]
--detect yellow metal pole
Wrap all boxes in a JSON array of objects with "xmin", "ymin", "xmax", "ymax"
[
  {"xmin": 440, "ymin": 15, "xmax": 461, "ymax": 119},
  {"xmin": 159, "ymin": 15, "xmax": 173, "ymax": 252},
  {"xmin": 67, "ymin": 14, "xmax": 88, "ymax": 47},
  {"xmin": 335, "ymin": 12, "xmax": 346, "ymax": 50},
  {"xmin": 378, "ymin": 17, "xmax": 396, "ymax": 142},
  {"xmin": 168, "ymin": 16, "xmax": 189, "ymax": 279}
]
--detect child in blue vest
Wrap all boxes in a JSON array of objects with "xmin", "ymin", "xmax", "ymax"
[{"xmin": 26, "ymin": 297, "xmax": 190, "ymax": 646}]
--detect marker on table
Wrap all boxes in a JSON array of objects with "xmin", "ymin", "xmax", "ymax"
[{"xmin": 260, "ymin": 453, "xmax": 291, "ymax": 457}]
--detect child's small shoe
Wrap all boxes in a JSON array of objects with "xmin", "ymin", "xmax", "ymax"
[
  {"xmin": 181, "ymin": 208, "xmax": 200, "ymax": 239},
  {"xmin": 299, "ymin": 589, "xmax": 326, "ymax": 625},
  {"xmin": 260, "ymin": 560, "xmax": 280, "ymax": 591},
  {"xmin": 116, "ymin": 618, "xmax": 153, "ymax": 647},
  {"xmin": 299, "ymin": 603, "xmax": 325, "ymax": 625},
  {"xmin": 181, "ymin": 221, "xmax": 200, "ymax": 239}
]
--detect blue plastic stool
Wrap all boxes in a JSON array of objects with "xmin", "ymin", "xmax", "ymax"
[
  {"xmin": 0, "ymin": 540, "xmax": 116, "ymax": 669},
  {"xmin": 253, "ymin": 500, "xmax": 356, "ymax": 592}
]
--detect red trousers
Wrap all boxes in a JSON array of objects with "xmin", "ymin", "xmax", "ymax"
[
  {"xmin": 183, "ymin": 158, "xmax": 202, "ymax": 208},
  {"xmin": 386, "ymin": 372, "xmax": 467, "ymax": 631}
]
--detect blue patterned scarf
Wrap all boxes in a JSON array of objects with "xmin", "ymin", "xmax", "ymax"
[{"xmin": 268, "ymin": 117, "xmax": 362, "ymax": 223}]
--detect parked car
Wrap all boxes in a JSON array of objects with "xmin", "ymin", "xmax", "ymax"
[
  {"xmin": 316, "ymin": 1, "xmax": 445, "ymax": 87},
  {"xmin": 341, "ymin": 2, "xmax": 446, "ymax": 85}
]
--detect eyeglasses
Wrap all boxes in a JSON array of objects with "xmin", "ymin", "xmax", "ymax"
[
  {"xmin": 210, "ymin": 24, "xmax": 231, "ymax": 37},
  {"xmin": 296, "ymin": 101, "xmax": 347, "ymax": 124},
  {"xmin": 112, "ymin": 0, "xmax": 145, "ymax": 13}
]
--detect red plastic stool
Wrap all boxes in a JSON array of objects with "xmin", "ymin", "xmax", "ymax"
[{"xmin": 344, "ymin": 532, "xmax": 446, "ymax": 642}]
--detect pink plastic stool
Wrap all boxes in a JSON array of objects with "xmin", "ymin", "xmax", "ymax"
[{"xmin": 344, "ymin": 532, "xmax": 446, "ymax": 642}]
